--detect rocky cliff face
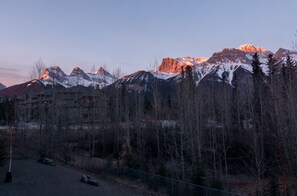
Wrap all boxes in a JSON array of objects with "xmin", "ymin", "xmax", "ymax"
[
  {"xmin": 157, "ymin": 57, "xmax": 207, "ymax": 74},
  {"xmin": 207, "ymin": 48, "xmax": 249, "ymax": 64},
  {"xmin": 157, "ymin": 58, "xmax": 185, "ymax": 74}
]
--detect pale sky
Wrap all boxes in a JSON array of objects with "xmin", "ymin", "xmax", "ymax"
[{"xmin": 1, "ymin": 0, "xmax": 297, "ymax": 86}]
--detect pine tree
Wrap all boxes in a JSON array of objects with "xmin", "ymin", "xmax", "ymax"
[
  {"xmin": 286, "ymin": 54, "xmax": 296, "ymax": 86},
  {"xmin": 266, "ymin": 54, "xmax": 279, "ymax": 135},
  {"xmin": 280, "ymin": 63, "xmax": 288, "ymax": 98},
  {"xmin": 267, "ymin": 53, "xmax": 277, "ymax": 84},
  {"xmin": 252, "ymin": 53, "xmax": 264, "ymax": 132},
  {"xmin": 231, "ymin": 73, "xmax": 241, "ymax": 130},
  {"xmin": 251, "ymin": 53, "xmax": 267, "ymax": 181},
  {"xmin": 286, "ymin": 54, "xmax": 295, "ymax": 70},
  {"xmin": 252, "ymin": 53, "xmax": 264, "ymax": 84}
]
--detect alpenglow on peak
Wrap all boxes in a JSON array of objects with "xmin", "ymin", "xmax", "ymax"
[{"xmin": 238, "ymin": 44, "xmax": 267, "ymax": 53}]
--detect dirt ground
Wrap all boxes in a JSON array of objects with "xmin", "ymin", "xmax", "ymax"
[{"xmin": 0, "ymin": 158, "xmax": 143, "ymax": 196}]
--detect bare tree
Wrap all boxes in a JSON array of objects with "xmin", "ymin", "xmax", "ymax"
[
  {"xmin": 293, "ymin": 30, "xmax": 297, "ymax": 51},
  {"xmin": 112, "ymin": 67, "xmax": 122, "ymax": 78},
  {"xmin": 91, "ymin": 64, "xmax": 96, "ymax": 73},
  {"xmin": 30, "ymin": 58, "xmax": 46, "ymax": 80}
]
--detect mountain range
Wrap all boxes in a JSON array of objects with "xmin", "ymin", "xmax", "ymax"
[
  {"xmin": 1, "ymin": 44, "xmax": 296, "ymax": 97},
  {"xmin": 39, "ymin": 66, "xmax": 117, "ymax": 88}
]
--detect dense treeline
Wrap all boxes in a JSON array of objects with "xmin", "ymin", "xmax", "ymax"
[{"xmin": 1, "ymin": 53, "xmax": 297, "ymax": 193}]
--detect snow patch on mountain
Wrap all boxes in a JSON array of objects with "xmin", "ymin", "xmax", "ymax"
[
  {"xmin": 176, "ymin": 56, "xmax": 208, "ymax": 64},
  {"xmin": 215, "ymin": 63, "xmax": 241, "ymax": 84},
  {"xmin": 150, "ymin": 71, "xmax": 178, "ymax": 80}
]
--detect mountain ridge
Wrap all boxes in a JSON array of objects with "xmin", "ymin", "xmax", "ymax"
[
  {"xmin": 0, "ymin": 83, "xmax": 6, "ymax": 91},
  {"xmin": 39, "ymin": 66, "xmax": 116, "ymax": 89},
  {"xmin": 156, "ymin": 44, "xmax": 296, "ymax": 85},
  {"xmin": 1, "ymin": 44, "xmax": 297, "ymax": 97}
]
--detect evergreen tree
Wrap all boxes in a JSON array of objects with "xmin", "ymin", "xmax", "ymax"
[
  {"xmin": 267, "ymin": 53, "xmax": 277, "ymax": 84},
  {"xmin": 252, "ymin": 53, "xmax": 264, "ymax": 132},
  {"xmin": 231, "ymin": 73, "xmax": 240, "ymax": 130},
  {"xmin": 286, "ymin": 54, "xmax": 296, "ymax": 85},
  {"xmin": 286, "ymin": 54, "xmax": 295, "ymax": 70},
  {"xmin": 266, "ymin": 54, "xmax": 279, "ymax": 134},
  {"xmin": 184, "ymin": 66, "xmax": 196, "ymax": 94},
  {"xmin": 280, "ymin": 63, "xmax": 288, "ymax": 98},
  {"xmin": 252, "ymin": 53, "xmax": 264, "ymax": 84}
]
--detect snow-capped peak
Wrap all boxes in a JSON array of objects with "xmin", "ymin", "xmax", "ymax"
[
  {"xmin": 51, "ymin": 65, "xmax": 61, "ymax": 69},
  {"xmin": 72, "ymin": 67, "xmax": 83, "ymax": 72},
  {"xmin": 40, "ymin": 65, "xmax": 67, "ymax": 81},
  {"xmin": 96, "ymin": 67, "xmax": 105, "ymax": 74},
  {"xmin": 71, "ymin": 67, "xmax": 86, "ymax": 76},
  {"xmin": 238, "ymin": 44, "xmax": 267, "ymax": 53},
  {"xmin": 47, "ymin": 66, "xmax": 66, "ymax": 76},
  {"xmin": 70, "ymin": 67, "xmax": 91, "ymax": 81},
  {"xmin": 93, "ymin": 66, "xmax": 115, "ymax": 79}
]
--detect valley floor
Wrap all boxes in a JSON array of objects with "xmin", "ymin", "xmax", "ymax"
[{"xmin": 0, "ymin": 158, "xmax": 142, "ymax": 196}]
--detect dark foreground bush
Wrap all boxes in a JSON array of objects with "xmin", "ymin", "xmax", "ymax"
[{"xmin": 0, "ymin": 137, "xmax": 7, "ymax": 167}]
